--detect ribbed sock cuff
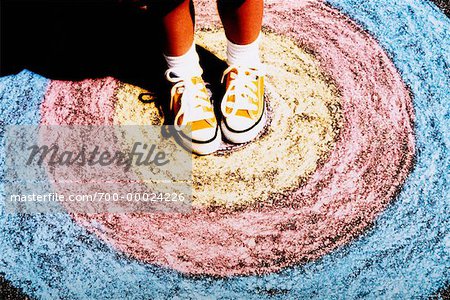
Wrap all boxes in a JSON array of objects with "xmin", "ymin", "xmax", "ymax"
[
  {"xmin": 226, "ymin": 33, "xmax": 262, "ymax": 67},
  {"xmin": 164, "ymin": 42, "xmax": 203, "ymax": 78}
]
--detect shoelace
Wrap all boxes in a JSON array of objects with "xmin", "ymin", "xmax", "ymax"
[
  {"xmin": 165, "ymin": 69, "xmax": 215, "ymax": 131},
  {"xmin": 221, "ymin": 65, "xmax": 264, "ymax": 120}
]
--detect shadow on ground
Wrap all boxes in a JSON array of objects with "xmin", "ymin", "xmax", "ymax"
[{"xmin": 0, "ymin": 0, "xmax": 227, "ymax": 119}]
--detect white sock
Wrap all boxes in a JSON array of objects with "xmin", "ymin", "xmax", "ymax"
[
  {"xmin": 164, "ymin": 42, "xmax": 203, "ymax": 78},
  {"xmin": 226, "ymin": 33, "xmax": 262, "ymax": 67}
]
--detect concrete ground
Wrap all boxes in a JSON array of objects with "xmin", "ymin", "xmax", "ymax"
[{"xmin": 0, "ymin": 0, "xmax": 449, "ymax": 299}]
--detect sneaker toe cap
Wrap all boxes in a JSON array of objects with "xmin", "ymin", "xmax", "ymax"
[
  {"xmin": 224, "ymin": 116, "xmax": 256, "ymax": 132},
  {"xmin": 191, "ymin": 127, "xmax": 218, "ymax": 143}
]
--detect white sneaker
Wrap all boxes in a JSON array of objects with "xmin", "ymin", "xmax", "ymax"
[
  {"xmin": 166, "ymin": 69, "xmax": 221, "ymax": 155},
  {"xmin": 220, "ymin": 65, "xmax": 266, "ymax": 144}
]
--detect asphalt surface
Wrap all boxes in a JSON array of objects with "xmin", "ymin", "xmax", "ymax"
[{"xmin": 0, "ymin": 0, "xmax": 449, "ymax": 299}]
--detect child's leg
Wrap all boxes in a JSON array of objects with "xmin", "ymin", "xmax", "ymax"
[
  {"xmin": 217, "ymin": 0, "xmax": 266, "ymax": 144},
  {"xmin": 157, "ymin": 0, "xmax": 202, "ymax": 78},
  {"xmin": 155, "ymin": 0, "xmax": 221, "ymax": 155},
  {"xmin": 218, "ymin": 0, "xmax": 263, "ymax": 66},
  {"xmin": 160, "ymin": 0, "xmax": 195, "ymax": 56},
  {"xmin": 218, "ymin": 0, "xmax": 263, "ymax": 45}
]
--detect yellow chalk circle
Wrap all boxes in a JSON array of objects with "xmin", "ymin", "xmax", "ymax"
[{"xmin": 112, "ymin": 30, "xmax": 343, "ymax": 209}]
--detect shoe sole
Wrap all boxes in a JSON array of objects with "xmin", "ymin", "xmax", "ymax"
[
  {"xmin": 221, "ymin": 110, "xmax": 267, "ymax": 144},
  {"xmin": 175, "ymin": 127, "xmax": 222, "ymax": 155}
]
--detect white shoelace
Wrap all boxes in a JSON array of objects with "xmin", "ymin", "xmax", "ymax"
[
  {"xmin": 221, "ymin": 65, "xmax": 265, "ymax": 119},
  {"xmin": 165, "ymin": 69, "xmax": 215, "ymax": 131}
]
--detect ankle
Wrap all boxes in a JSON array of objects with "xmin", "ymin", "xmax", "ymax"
[
  {"xmin": 226, "ymin": 33, "xmax": 262, "ymax": 67},
  {"xmin": 164, "ymin": 42, "xmax": 203, "ymax": 79}
]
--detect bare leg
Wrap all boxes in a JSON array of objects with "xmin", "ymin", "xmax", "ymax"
[
  {"xmin": 159, "ymin": 0, "xmax": 195, "ymax": 56},
  {"xmin": 217, "ymin": 0, "xmax": 263, "ymax": 45}
]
